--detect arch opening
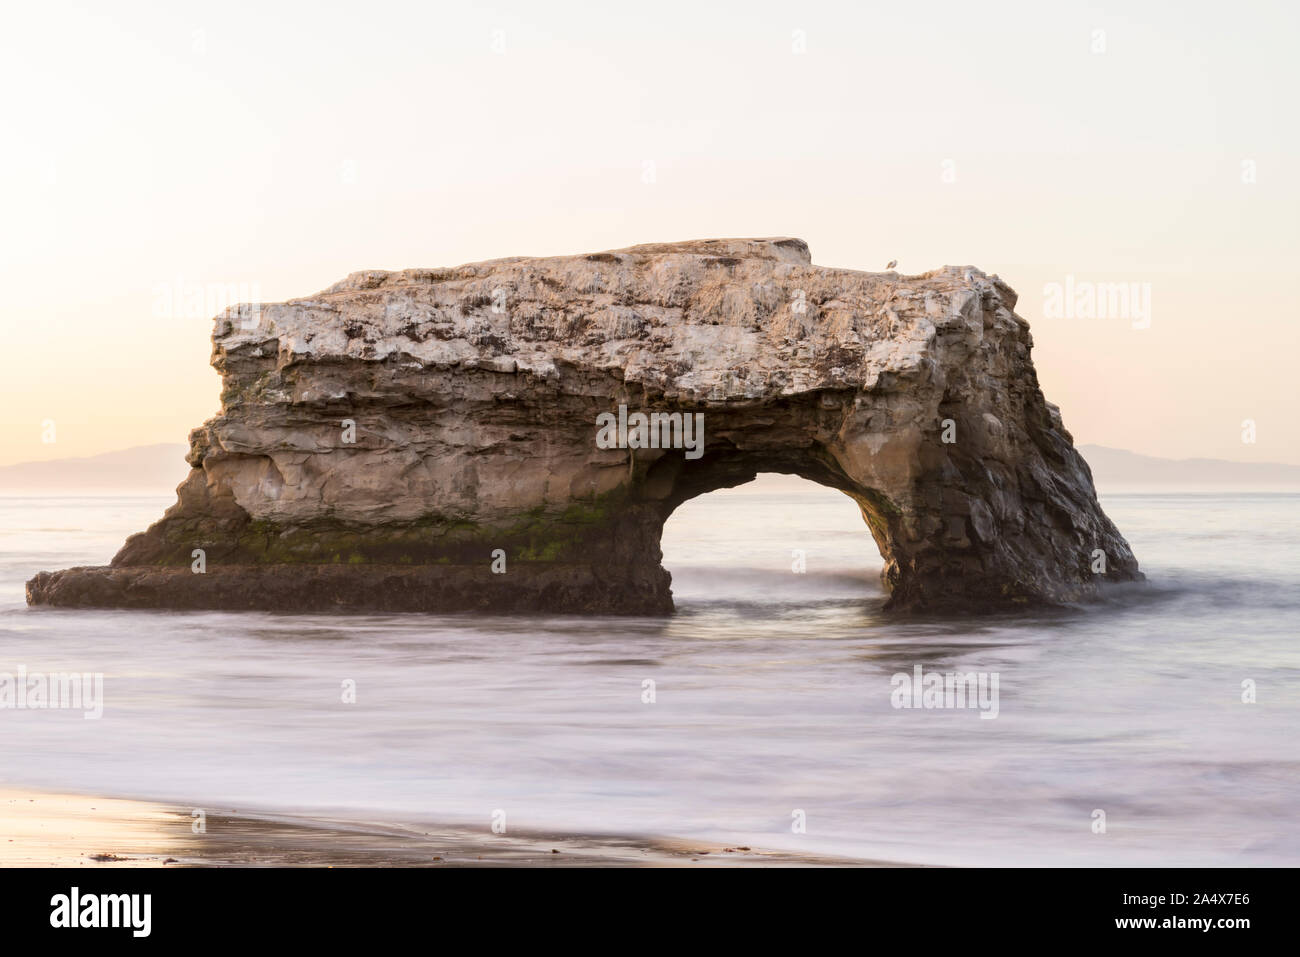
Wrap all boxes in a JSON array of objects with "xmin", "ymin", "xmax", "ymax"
[
  {"xmin": 660, "ymin": 472, "xmax": 887, "ymax": 608},
  {"xmin": 621, "ymin": 433, "xmax": 906, "ymax": 611}
]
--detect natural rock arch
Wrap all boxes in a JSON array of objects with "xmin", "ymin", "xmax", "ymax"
[{"xmin": 27, "ymin": 238, "xmax": 1140, "ymax": 614}]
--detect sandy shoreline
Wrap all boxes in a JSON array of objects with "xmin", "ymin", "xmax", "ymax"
[{"xmin": 0, "ymin": 789, "xmax": 894, "ymax": 867}]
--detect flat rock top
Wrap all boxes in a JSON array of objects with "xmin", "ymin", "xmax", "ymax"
[
  {"xmin": 323, "ymin": 237, "xmax": 818, "ymax": 293},
  {"xmin": 215, "ymin": 238, "xmax": 1022, "ymax": 401}
]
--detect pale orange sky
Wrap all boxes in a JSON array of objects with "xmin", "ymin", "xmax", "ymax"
[{"xmin": 2, "ymin": 1, "xmax": 1297, "ymax": 466}]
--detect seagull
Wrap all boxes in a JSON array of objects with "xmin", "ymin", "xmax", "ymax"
[{"xmin": 886, "ymin": 259, "xmax": 898, "ymax": 270}]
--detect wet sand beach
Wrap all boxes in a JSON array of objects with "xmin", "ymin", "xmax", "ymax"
[{"xmin": 0, "ymin": 789, "xmax": 891, "ymax": 868}]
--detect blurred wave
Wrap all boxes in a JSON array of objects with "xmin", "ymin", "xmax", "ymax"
[{"xmin": 1, "ymin": 483, "xmax": 1298, "ymax": 865}]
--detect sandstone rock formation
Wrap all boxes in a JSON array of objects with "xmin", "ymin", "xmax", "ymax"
[{"xmin": 26, "ymin": 238, "xmax": 1141, "ymax": 614}]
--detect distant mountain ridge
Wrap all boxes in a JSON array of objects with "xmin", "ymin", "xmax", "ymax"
[
  {"xmin": 1, "ymin": 443, "xmax": 1297, "ymax": 493},
  {"xmin": 0, "ymin": 444, "xmax": 188, "ymax": 492},
  {"xmin": 1078, "ymin": 445, "xmax": 1300, "ymax": 488}
]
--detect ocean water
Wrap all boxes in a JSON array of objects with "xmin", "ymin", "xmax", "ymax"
[{"xmin": 1, "ymin": 481, "xmax": 1297, "ymax": 866}]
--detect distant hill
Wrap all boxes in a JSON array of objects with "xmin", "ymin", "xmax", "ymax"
[
  {"xmin": 0, "ymin": 444, "xmax": 189, "ymax": 492},
  {"xmin": 1079, "ymin": 445, "xmax": 1300, "ymax": 489}
]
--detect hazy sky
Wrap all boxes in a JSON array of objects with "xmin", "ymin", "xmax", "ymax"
[{"xmin": 2, "ymin": 0, "xmax": 1297, "ymax": 466}]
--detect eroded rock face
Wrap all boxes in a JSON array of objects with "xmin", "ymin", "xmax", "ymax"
[{"xmin": 26, "ymin": 237, "xmax": 1141, "ymax": 614}]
